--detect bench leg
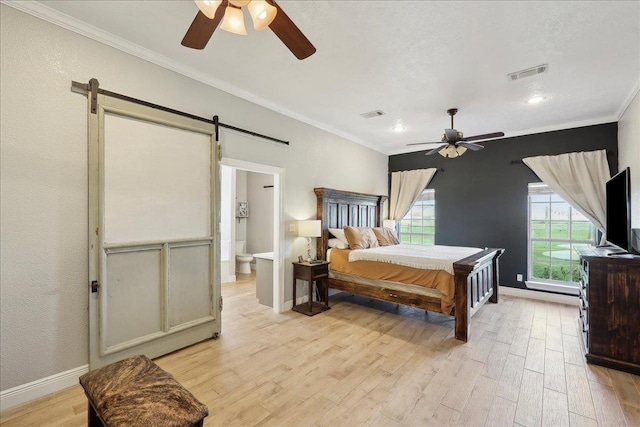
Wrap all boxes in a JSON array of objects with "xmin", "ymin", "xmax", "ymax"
[{"xmin": 88, "ymin": 402, "xmax": 104, "ymax": 427}]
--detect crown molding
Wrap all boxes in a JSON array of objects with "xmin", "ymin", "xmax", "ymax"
[
  {"xmin": 1, "ymin": 1, "xmax": 383, "ymax": 154},
  {"xmin": 616, "ymin": 74, "xmax": 640, "ymax": 120}
]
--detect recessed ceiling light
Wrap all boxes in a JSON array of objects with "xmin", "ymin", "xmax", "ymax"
[
  {"xmin": 528, "ymin": 96, "xmax": 545, "ymax": 104},
  {"xmin": 393, "ymin": 124, "xmax": 406, "ymax": 132}
]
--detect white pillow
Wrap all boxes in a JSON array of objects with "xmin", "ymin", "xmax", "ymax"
[
  {"xmin": 328, "ymin": 228, "xmax": 348, "ymax": 244},
  {"xmin": 328, "ymin": 238, "xmax": 349, "ymax": 249}
]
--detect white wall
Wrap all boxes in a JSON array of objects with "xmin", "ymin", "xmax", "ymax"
[
  {"xmin": 0, "ymin": 5, "xmax": 388, "ymax": 392},
  {"xmin": 246, "ymin": 172, "xmax": 274, "ymax": 255},
  {"xmin": 617, "ymin": 90, "xmax": 640, "ymax": 227}
]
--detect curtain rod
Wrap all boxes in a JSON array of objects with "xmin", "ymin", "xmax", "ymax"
[{"xmin": 71, "ymin": 80, "xmax": 289, "ymax": 146}]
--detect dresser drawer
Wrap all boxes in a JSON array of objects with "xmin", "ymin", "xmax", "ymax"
[
  {"xmin": 581, "ymin": 259, "xmax": 589, "ymax": 282},
  {"xmin": 581, "ymin": 323, "xmax": 589, "ymax": 353},
  {"xmin": 579, "ymin": 300, "xmax": 588, "ymax": 327}
]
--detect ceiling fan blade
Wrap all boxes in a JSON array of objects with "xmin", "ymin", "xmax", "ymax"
[
  {"xmin": 181, "ymin": 2, "xmax": 227, "ymax": 50},
  {"xmin": 267, "ymin": 0, "xmax": 316, "ymax": 60},
  {"xmin": 458, "ymin": 142, "xmax": 485, "ymax": 151},
  {"xmin": 461, "ymin": 132, "xmax": 505, "ymax": 142},
  {"xmin": 425, "ymin": 144, "xmax": 448, "ymax": 155},
  {"xmin": 406, "ymin": 141, "xmax": 444, "ymax": 146}
]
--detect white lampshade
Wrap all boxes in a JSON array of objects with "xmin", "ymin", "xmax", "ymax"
[
  {"xmin": 439, "ymin": 145, "xmax": 467, "ymax": 158},
  {"xmin": 298, "ymin": 220, "xmax": 321, "ymax": 238},
  {"xmin": 194, "ymin": 0, "xmax": 222, "ymax": 19},
  {"xmin": 220, "ymin": 5, "xmax": 248, "ymax": 35},
  {"xmin": 383, "ymin": 220, "xmax": 396, "ymax": 229},
  {"xmin": 247, "ymin": 0, "xmax": 277, "ymax": 30}
]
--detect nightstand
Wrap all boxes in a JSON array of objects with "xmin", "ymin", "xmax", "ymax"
[{"xmin": 292, "ymin": 261, "xmax": 330, "ymax": 316}]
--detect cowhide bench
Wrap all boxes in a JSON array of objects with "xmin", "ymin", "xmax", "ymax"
[{"xmin": 79, "ymin": 355, "xmax": 208, "ymax": 427}]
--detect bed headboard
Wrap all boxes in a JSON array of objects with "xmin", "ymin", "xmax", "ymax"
[{"xmin": 314, "ymin": 188, "xmax": 388, "ymax": 260}]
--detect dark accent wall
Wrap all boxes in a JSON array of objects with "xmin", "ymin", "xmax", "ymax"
[{"xmin": 389, "ymin": 123, "xmax": 618, "ymax": 289}]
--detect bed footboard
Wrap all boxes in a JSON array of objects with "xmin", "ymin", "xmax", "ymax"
[{"xmin": 453, "ymin": 248, "xmax": 504, "ymax": 342}]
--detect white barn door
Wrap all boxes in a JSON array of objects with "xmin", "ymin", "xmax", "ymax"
[{"xmin": 88, "ymin": 94, "xmax": 220, "ymax": 369}]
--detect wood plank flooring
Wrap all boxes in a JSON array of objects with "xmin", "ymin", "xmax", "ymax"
[{"xmin": 2, "ymin": 275, "xmax": 639, "ymax": 426}]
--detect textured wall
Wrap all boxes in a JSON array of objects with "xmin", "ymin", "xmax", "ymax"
[
  {"xmin": 0, "ymin": 5, "xmax": 387, "ymax": 391},
  {"xmin": 389, "ymin": 123, "xmax": 619, "ymax": 290},
  {"xmin": 617, "ymin": 91, "xmax": 640, "ymax": 228}
]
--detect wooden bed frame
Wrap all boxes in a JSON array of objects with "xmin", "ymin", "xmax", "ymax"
[{"xmin": 315, "ymin": 187, "xmax": 504, "ymax": 342}]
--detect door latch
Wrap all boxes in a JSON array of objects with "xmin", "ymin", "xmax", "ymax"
[
  {"xmin": 219, "ymin": 296, "xmax": 223, "ymax": 311},
  {"xmin": 91, "ymin": 280, "xmax": 99, "ymax": 293}
]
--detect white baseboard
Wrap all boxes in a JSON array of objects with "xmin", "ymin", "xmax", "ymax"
[
  {"xmin": 0, "ymin": 365, "xmax": 88, "ymax": 412},
  {"xmin": 222, "ymin": 274, "xmax": 236, "ymax": 283},
  {"xmin": 525, "ymin": 280, "xmax": 580, "ymax": 296},
  {"xmin": 499, "ymin": 285, "xmax": 578, "ymax": 306}
]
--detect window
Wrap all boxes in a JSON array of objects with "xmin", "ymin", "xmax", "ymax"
[
  {"xmin": 528, "ymin": 183, "xmax": 595, "ymax": 290},
  {"xmin": 399, "ymin": 189, "xmax": 435, "ymax": 245}
]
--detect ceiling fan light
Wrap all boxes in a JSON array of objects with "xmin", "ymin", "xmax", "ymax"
[
  {"xmin": 247, "ymin": 0, "xmax": 277, "ymax": 30},
  {"xmin": 229, "ymin": 0, "xmax": 250, "ymax": 6},
  {"xmin": 439, "ymin": 145, "xmax": 455, "ymax": 158},
  {"xmin": 438, "ymin": 145, "xmax": 467, "ymax": 158},
  {"xmin": 220, "ymin": 5, "xmax": 248, "ymax": 35},
  {"xmin": 194, "ymin": 0, "xmax": 222, "ymax": 19}
]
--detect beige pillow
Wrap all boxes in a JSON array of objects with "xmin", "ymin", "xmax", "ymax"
[
  {"xmin": 328, "ymin": 228, "xmax": 348, "ymax": 244},
  {"xmin": 373, "ymin": 227, "xmax": 400, "ymax": 246},
  {"xmin": 328, "ymin": 238, "xmax": 349, "ymax": 249},
  {"xmin": 344, "ymin": 226, "xmax": 379, "ymax": 250}
]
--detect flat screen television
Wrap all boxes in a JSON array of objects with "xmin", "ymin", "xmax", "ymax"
[{"xmin": 606, "ymin": 167, "xmax": 632, "ymax": 253}]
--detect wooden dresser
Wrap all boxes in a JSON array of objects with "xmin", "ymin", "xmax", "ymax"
[{"xmin": 577, "ymin": 246, "xmax": 640, "ymax": 375}]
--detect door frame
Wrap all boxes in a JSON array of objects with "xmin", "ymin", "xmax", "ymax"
[{"xmin": 221, "ymin": 157, "xmax": 285, "ymax": 313}]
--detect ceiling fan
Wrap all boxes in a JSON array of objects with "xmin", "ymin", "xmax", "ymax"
[
  {"xmin": 181, "ymin": 0, "xmax": 316, "ymax": 60},
  {"xmin": 407, "ymin": 108, "xmax": 504, "ymax": 158}
]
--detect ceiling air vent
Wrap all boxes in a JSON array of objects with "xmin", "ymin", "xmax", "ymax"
[
  {"xmin": 508, "ymin": 64, "xmax": 548, "ymax": 81},
  {"xmin": 360, "ymin": 110, "xmax": 385, "ymax": 118}
]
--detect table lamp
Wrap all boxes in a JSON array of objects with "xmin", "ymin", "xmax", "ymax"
[{"xmin": 298, "ymin": 220, "xmax": 321, "ymax": 262}]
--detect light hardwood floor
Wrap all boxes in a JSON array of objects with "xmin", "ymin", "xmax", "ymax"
[{"xmin": 2, "ymin": 275, "xmax": 639, "ymax": 426}]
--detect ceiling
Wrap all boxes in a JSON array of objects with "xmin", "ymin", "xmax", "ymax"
[{"xmin": 13, "ymin": 1, "xmax": 640, "ymax": 155}]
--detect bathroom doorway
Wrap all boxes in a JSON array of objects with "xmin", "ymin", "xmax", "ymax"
[{"xmin": 220, "ymin": 158, "xmax": 284, "ymax": 313}]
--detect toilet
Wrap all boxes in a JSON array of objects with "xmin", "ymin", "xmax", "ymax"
[{"xmin": 235, "ymin": 241, "xmax": 254, "ymax": 275}]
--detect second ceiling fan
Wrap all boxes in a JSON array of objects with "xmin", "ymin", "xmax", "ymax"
[
  {"xmin": 407, "ymin": 109, "xmax": 504, "ymax": 158},
  {"xmin": 182, "ymin": 0, "xmax": 316, "ymax": 60}
]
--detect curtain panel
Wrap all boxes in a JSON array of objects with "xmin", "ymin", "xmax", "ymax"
[
  {"xmin": 389, "ymin": 168, "xmax": 437, "ymax": 221},
  {"xmin": 522, "ymin": 149, "xmax": 610, "ymax": 241}
]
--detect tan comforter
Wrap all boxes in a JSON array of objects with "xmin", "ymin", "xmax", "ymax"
[{"xmin": 329, "ymin": 248, "xmax": 456, "ymax": 314}]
